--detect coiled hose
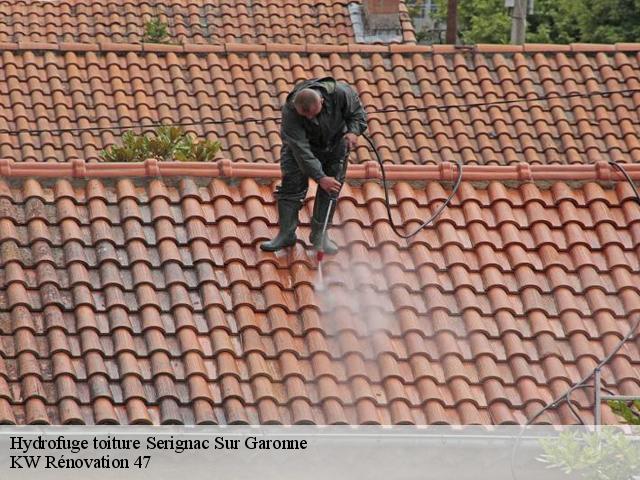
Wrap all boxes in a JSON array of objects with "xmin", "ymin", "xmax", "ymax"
[{"xmin": 363, "ymin": 134, "xmax": 464, "ymax": 239}]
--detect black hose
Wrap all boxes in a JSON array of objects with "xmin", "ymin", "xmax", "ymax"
[{"xmin": 362, "ymin": 134, "xmax": 464, "ymax": 239}]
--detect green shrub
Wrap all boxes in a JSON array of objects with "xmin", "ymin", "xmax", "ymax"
[
  {"xmin": 143, "ymin": 17, "xmax": 170, "ymax": 43},
  {"xmin": 538, "ymin": 429, "xmax": 640, "ymax": 480},
  {"xmin": 100, "ymin": 126, "xmax": 222, "ymax": 163},
  {"xmin": 608, "ymin": 400, "xmax": 640, "ymax": 426}
]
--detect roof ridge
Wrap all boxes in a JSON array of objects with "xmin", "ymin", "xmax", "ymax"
[
  {"xmin": 1, "ymin": 159, "xmax": 639, "ymax": 182},
  {"xmin": 2, "ymin": 40, "xmax": 640, "ymax": 55}
]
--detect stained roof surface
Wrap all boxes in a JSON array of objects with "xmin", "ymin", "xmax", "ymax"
[
  {"xmin": 0, "ymin": 43, "xmax": 639, "ymax": 165},
  {"xmin": 0, "ymin": 166, "xmax": 639, "ymax": 425},
  {"xmin": 1, "ymin": 2, "xmax": 640, "ymax": 427},
  {"xmin": 0, "ymin": 0, "xmax": 416, "ymax": 45}
]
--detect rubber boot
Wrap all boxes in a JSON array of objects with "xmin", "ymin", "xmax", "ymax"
[
  {"xmin": 309, "ymin": 189, "xmax": 339, "ymax": 255},
  {"xmin": 260, "ymin": 199, "xmax": 301, "ymax": 252}
]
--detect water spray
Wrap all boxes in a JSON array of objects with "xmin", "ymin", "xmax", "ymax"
[{"xmin": 313, "ymin": 136, "xmax": 463, "ymax": 291}]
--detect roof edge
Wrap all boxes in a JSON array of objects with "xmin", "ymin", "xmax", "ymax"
[
  {"xmin": 1, "ymin": 159, "xmax": 639, "ymax": 182},
  {"xmin": 1, "ymin": 41, "xmax": 639, "ymax": 55}
]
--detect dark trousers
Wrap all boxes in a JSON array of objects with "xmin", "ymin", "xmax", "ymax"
[
  {"xmin": 275, "ymin": 139, "xmax": 348, "ymax": 201},
  {"xmin": 275, "ymin": 140, "xmax": 348, "ymax": 238}
]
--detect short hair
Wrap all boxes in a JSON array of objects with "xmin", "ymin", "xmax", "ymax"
[{"xmin": 293, "ymin": 89, "xmax": 321, "ymax": 113}]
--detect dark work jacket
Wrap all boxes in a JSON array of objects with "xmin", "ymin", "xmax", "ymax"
[{"xmin": 281, "ymin": 76, "xmax": 367, "ymax": 181}]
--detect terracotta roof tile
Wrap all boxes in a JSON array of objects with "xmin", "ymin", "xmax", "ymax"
[
  {"xmin": 2, "ymin": 0, "xmax": 640, "ymax": 429},
  {"xmin": 1, "ymin": 45, "xmax": 639, "ymax": 165},
  {"xmin": 1, "ymin": 174, "xmax": 639, "ymax": 425},
  {"xmin": 0, "ymin": 0, "xmax": 416, "ymax": 46}
]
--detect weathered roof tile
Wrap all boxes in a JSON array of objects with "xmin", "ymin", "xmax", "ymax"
[
  {"xmin": 1, "ymin": 176, "xmax": 639, "ymax": 424},
  {"xmin": 2, "ymin": 44, "xmax": 640, "ymax": 164}
]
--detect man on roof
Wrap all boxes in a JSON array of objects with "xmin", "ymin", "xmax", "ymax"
[{"xmin": 260, "ymin": 76, "xmax": 367, "ymax": 254}]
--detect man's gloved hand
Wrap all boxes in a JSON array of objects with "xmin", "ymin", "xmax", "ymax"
[
  {"xmin": 318, "ymin": 176, "xmax": 342, "ymax": 195},
  {"xmin": 344, "ymin": 133, "xmax": 358, "ymax": 150}
]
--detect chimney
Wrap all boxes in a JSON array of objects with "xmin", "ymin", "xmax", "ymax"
[{"xmin": 363, "ymin": 0, "xmax": 401, "ymax": 30}]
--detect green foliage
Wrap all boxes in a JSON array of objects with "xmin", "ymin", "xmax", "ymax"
[
  {"xmin": 415, "ymin": 28, "xmax": 430, "ymax": 43},
  {"xmin": 428, "ymin": 0, "xmax": 640, "ymax": 44},
  {"xmin": 526, "ymin": 0, "xmax": 583, "ymax": 44},
  {"xmin": 99, "ymin": 126, "xmax": 222, "ymax": 163},
  {"xmin": 188, "ymin": 138, "xmax": 223, "ymax": 163},
  {"xmin": 608, "ymin": 400, "xmax": 640, "ymax": 425},
  {"xmin": 432, "ymin": 0, "xmax": 512, "ymax": 44},
  {"xmin": 143, "ymin": 17, "xmax": 170, "ymax": 44},
  {"xmin": 538, "ymin": 429, "xmax": 640, "ymax": 480},
  {"xmin": 98, "ymin": 131, "xmax": 147, "ymax": 163},
  {"xmin": 407, "ymin": 0, "xmax": 426, "ymax": 18},
  {"xmin": 585, "ymin": 0, "xmax": 640, "ymax": 43}
]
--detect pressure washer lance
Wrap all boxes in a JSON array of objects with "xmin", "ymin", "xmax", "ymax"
[
  {"xmin": 315, "ymin": 190, "xmax": 339, "ymax": 292},
  {"xmin": 315, "ymin": 136, "xmax": 463, "ymax": 290},
  {"xmin": 315, "ymin": 151, "xmax": 350, "ymax": 291}
]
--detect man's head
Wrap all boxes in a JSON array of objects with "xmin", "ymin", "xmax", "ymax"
[{"xmin": 293, "ymin": 89, "xmax": 324, "ymax": 120}]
